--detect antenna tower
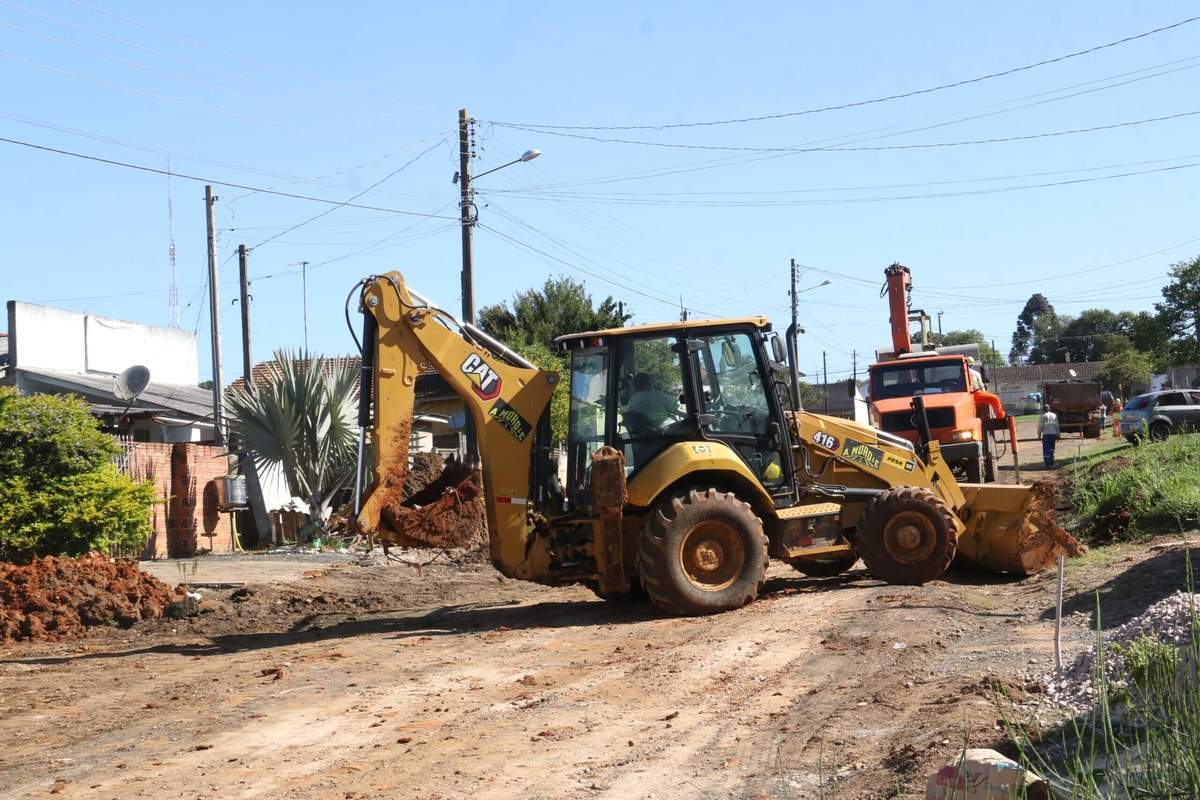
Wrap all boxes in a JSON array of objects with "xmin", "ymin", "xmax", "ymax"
[{"xmin": 166, "ymin": 159, "xmax": 180, "ymax": 327}]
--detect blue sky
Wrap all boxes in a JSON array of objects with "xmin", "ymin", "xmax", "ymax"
[{"xmin": 2, "ymin": 1, "xmax": 1198, "ymax": 383}]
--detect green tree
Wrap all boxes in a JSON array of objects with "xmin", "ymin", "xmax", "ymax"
[
  {"xmin": 515, "ymin": 341, "xmax": 569, "ymax": 446},
  {"xmin": 0, "ymin": 388, "xmax": 154, "ymax": 561},
  {"xmin": 915, "ymin": 329, "xmax": 1005, "ymax": 366},
  {"xmin": 1098, "ymin": 344, "xmax": 1153, "ymax": 395},
  {"xmin": 225, "ymin": 350, "xmax": 359, "ymax": 527},
  {"xmin": 1010, "ymin": 294, "xmax": 1063, "ymax": 364},
  {"xmin": 479, "ymin": 276, "xmax": 631, "ymax": 350},
  {"xmin": 1055, "ymin": 309, "xmax": 1140, "ymax": 363},
  {"xmin": 1154, "ymin": 255, "xmax": 1200, "ymax": 366}
]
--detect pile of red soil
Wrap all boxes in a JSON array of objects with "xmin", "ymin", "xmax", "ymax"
[
  {"xmin": 400, "ymin": 456, "xmax": 488, "ymax": 550},
  {"xmin": 0, "ymin": 553, "xmax": 185, "ymax": 643}
]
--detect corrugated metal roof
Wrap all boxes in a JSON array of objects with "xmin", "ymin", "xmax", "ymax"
[{"xmin": 17, "ymin": 368, "xmax": 213, "ymax": 420}]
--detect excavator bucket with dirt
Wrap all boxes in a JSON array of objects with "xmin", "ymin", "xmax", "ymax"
[{"xmin": 955, "ymin": 483, "xmax": 1086, "ymax": 575}]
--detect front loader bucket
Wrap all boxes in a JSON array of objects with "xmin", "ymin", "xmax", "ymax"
[{"xmin": 956, "ymin": 484, "xmax": 1086, "ymax": 575}]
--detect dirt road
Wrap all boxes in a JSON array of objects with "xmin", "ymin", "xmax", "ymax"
[{"xmin": 2, "ymin": 530, "xmax": 1189, "ymax": 800}]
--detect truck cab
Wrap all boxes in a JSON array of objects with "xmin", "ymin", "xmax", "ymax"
[{"xmin": 868, "ymin": 354, "xmax": 989, "ymax": 478}]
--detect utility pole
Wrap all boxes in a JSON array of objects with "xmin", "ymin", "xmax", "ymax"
[
  {"xmin": 679, "ymin": 295, "xmax": 688, "ymax": 322},
  {"xmin": 300, "ymin": 260, "xmax": 310, "ymax": 353},
  {"xmin": 852, "ymin": 349, "xmax": 857, "ymax": 381},
  {"xmin": 238, "ymin": 244, "xmax": 253, "ymax": 389},
  {"xmin": 790, "ymin": 259, "xmax": 799, "ymax": 342},
  {"xmin": 204, "ymin": 185, "xmax": 225, "ymax": 446},
  {"xmin": 937, "ymin": 310, "xmax": 944, "ymax": 336},
  {"xmin": 458, "ymin": 108, "xmax": 475, "ymax": 324},
  {"xmin": 235, "ymin": 243, "xmax": 273, "ymax": 546},
  {"xmin": 822, "ymin": 350, "xmax": 829, "ymax": 414}
]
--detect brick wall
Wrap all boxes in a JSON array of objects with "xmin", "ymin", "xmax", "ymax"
[{"xmin": 119, "ymin": 442, "xmax": 235, "ymax": 559}]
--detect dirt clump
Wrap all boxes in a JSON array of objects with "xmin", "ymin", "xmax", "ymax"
[
  {"xmin": 404, "ymin": 451, "xmax": 445, "ymax": 499},
  {"xmin": 401, "ymin": 456, "xmax": 487, "ymax": 549},
  {"xmin": 0, "ymin": 553, "xmax": 185, "ymax": 643}
]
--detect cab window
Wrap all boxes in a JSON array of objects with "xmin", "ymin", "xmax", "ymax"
[
  {"xmin": 566, "ymin": 348, "xmax": 607, "ymax": 508},
  {"xmin": 614, "ymin": 335, "xmax": 690, "ymax": 470},
  {"xmin": 695, "ymin": 332, "xmax": 770, "ymax": 435}
]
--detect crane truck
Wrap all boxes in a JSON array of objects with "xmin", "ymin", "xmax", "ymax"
[
  {"xmin": 352, "ymin": 271, "xmax": 1078, "ymax": 616},
  {"xmin": 867, "ymin": 263, "xmax": 1019, "ymax": 483}
]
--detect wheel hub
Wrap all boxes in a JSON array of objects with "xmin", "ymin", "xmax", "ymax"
[
  {"xmin": 882, "ymin": 511, "xmax": 938, "ymax": 564},
  {"xmin": 679, "ymin": 520, "xmax": 744, "ymax": 592}
]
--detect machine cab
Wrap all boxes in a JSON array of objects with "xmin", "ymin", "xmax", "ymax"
[{"xmin": 556, "ymin": 319, "xmax": 792, "ymax": 514}]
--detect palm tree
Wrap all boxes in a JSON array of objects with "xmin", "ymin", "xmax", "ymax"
[{"xmin": 226, "ymin": 350, "xmax": 359, "ymax": 528}]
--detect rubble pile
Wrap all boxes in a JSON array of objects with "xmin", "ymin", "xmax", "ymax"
[
  {"xmin": 398, "ymin": 454, "xmax": 487, "ymax": 550},
  {"xmin": 1043, "ymin": 591, "xmax": 1198, "ymax": 711},
  {"xmin": 0, "ymin": 553, "xmax": 185, "ymax": 643}
]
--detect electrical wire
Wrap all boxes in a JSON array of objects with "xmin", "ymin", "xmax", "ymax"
[
  {"xmin": 494, "ymin": 109, "xmax": 1200, "ymax": 153},
  {"xmin": 478, "ymin": 222, "xmax": 721, "ymax": 316},
  {"xmin": 485, "ymin": 15, "xmax": 1200, "ymax": 131},
  {"xmin": 0, "ymin": 134, "xmax": 459, "ymax": 218},
  {"xmin": 248, "ymin": 139, "xmax": 446, "ymax": 252}
]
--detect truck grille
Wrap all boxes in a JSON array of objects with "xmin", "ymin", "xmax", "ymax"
[{"xmin": 880, "ymin": 407, "xmax": 955, "ymax": 432}]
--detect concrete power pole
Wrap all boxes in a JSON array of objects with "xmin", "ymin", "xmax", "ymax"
[
  {"xmin": 822, "ymin": 350, "xmax": 829, "ymax": 414},
  {"xmin": 235, "ymin": 243, "xmax": 274, "ymax": 546},
  {"xmin": 238, "ymin": 244, "xmax": 253, "ymax": 388},
  {"xmin": 205, "ymin": 185, "xmax": 225, "ymax": 446},
  {"xmin": 458, "ymin": 108, "xmax": 475, "ymax": 324}
]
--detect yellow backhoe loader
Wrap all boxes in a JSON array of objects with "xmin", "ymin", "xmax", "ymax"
[{"xmin": 353, "ymin": 272, "xmax": 1081, "ymax": 615}]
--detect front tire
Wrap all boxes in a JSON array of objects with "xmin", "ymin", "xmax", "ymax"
[
  {"xmin": 855, "ymin": 487, "xmax": 957, "ymax": 585},
  {"xmin": 1150, "ymin": 421, "xmax": 1170, "ymax": 442},
  {"xmin": 637, "ymin": 488, "xmax": 768, "ymax": 615}
]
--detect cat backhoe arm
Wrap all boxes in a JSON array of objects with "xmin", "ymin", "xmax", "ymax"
[{"xmin": 353, "ymin": 272, "xmax": 559, "ymax": 578}]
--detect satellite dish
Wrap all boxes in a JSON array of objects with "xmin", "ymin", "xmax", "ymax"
[
  {"xmin": 114, "ymin": 365, "xmax": 151, "ymax": 402},
  {"xmin": 1068, "ymin": 368, "xmax": 1078, "ymax": 379}
]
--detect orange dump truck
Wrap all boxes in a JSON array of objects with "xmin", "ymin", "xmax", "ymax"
[{"xmin": 867, "ymin": 264, "xmax": 1018, "ymax": 483}]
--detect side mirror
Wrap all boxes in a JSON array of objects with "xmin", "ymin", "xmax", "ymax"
[
  {"xmin": 980, "ymin": 364, "xmax": 991, "ymax": 384},
  {"xmin": 770, "ymin": 334, "xmax": 785, "ymax": 363},
  {"xmin": 846, "ymin": 378, "xmax": 856, "ymax": 398}
]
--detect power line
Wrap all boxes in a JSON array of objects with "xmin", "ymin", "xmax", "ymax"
[
  {"xmin": 493, "ymin": 108, "xmax": 1200, "ymax": 153},
  {"xmin": 0, "ymin": 135, "xmax": 459, "ymax": 218},
  {"xmin": 485, "ymin": 15, "xmax": 1200, "ymax": 131},
  {"xmin": 478, "ymin": 222, "xmax": 721, "ymax": 316},
  {"xmin": 248, "ymin": 139, "xmax": 445, "ymax": 252},
  {"xmin": 483, "ymin": 54, "xmax": 1200, "ymax": 193},
  {"xmin": 493, "ymin": 159, "xmax": 1200, "ymax": 207}
]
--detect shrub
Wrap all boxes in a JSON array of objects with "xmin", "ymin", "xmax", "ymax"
[{"xmin": 0, "ymin": 389, "xmax": 153, "ymax": 562}]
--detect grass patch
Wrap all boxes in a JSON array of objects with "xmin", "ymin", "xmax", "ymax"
[
  {"xmin": 1068, "ymin": 434, "xmax": 1200, "ymax": 543},
  {"xmin": 1008, "ymin": 576, "xmax": 1200, "ymax": 798}
]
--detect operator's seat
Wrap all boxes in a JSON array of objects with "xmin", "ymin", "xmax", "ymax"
[{"xmin": 621, "ymin": 409, "xmax": 659, "ymax": 468}]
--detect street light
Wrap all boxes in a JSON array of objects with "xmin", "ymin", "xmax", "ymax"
[{"xmin": 472, "ymin": 149, "xmax": 541, "ymax": 181}]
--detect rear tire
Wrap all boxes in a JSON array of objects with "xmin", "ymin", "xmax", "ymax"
[
  {"xmin": 1083, "ymin": 422, "xmax": 1101, "ymax": 439},
  {"xmin": 637, "ymin": 488, "xmax": 768, "ymax": 615},
  {"xmin": 785, "ymin": 552, "xmax": 859, "ymax": 577},
  {"xmin": 1150, "ymin": 421, "xmax": 1170, "ymax": 443},
  {"xmin": 855, "ymin": 487, "xmax": 957, "ymax": 585}
]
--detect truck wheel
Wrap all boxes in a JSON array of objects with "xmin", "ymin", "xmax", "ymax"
[
  {"xmin": 785, "ymin": 553, "xmax": 859, "ymax": 578},
  {"xmin": 637, "ymin": 488, "xmax": 768, "ymax": 615},
  {"xmin": 1084, "ymin": 422, "xmax": 1101, "ymax": 439},
  {"xmin": 1149, "ymin": 422, "xmax": 1170, "ymax": 443},
  {"xmin": 855, "ymin": 487, "xmax": 957, "ymax": 585},
  {"xmin": 983, "ymin": 446, "xmax": 996, "ymax": 483}
]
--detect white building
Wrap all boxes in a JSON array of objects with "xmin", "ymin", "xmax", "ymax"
[{"xmin": 4, "ymin": 301, "xmax": 215, "ymax": 442}]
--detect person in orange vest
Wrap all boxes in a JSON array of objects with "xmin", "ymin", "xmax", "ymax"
[{"xmin": 1112, "ymin": 397, "xmax": 1123, "ymax": 437}]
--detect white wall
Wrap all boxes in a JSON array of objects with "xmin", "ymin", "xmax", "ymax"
[{"xmin": 9, "ymin": 302, "xmax": 198, "ymax": 385}]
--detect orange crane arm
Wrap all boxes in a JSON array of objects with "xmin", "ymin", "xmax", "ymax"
[{"xmin": 884, "ymin": 263, "xmax": 913, "ymax": 355}]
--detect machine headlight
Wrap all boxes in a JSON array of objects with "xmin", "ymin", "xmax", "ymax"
[{"xmin": 950, "ymin": 430, "xmax": 975, "ymax": 442}]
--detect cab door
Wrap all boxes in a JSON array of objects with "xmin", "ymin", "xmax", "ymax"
[{"xmin": 688, "ymin": 330, "xmax": 791, "ymax": 494}]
